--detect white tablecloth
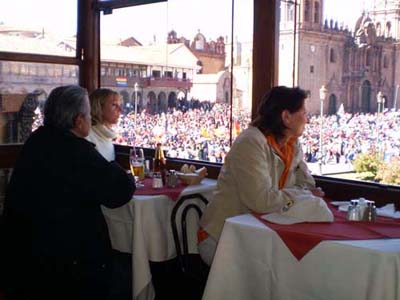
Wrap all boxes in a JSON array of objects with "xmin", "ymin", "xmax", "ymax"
[
  {"xmin": 102, "ymin": 178, "xmax": 217, "ymax": 300},
  {"xmin": 202, "ymin": 214, "xmax": 400, "ymax": 300}
]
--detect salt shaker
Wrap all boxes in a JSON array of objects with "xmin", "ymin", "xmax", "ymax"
[
  {"xmin": 363, "ymin": 201, "xmax": 377, "ymax": 222},
  {"xmin": 152, "ymin": 172, "xmax": 163, "ymax": 188},
  {"xmin": 167, "ymin": 170, "xmax": 178, "ymax": 188},
  {"xmin": 347, "ymin": 200, "xmax": 360, "ymax": 221}
]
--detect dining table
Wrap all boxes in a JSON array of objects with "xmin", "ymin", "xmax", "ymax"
[
  {"xmin": 101, "ymin": 177, "xmax": 217, "ymax": 300},
  {"xmin": 202, "ymin": 209, "xmax": 400, "ymax": 300}
]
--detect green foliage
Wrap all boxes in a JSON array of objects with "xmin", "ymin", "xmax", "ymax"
[
  {"xmin": 376, "ymin": 157, "xmax": 400, "ymax": 185},
  {"xmin": 353, "ymin": 153, "xmax": 382, "ymax": 175},
  {"xmin": 355, "ymin": 171, "xmax": 377, "ymax": 182},
  {"xmin": 353, "ymin": 153, "xmax": 400, "ymax": 185}
]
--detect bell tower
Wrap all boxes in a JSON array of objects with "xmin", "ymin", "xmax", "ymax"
[
  {"xmin": 299, "ymin": 0, "xmax": 324, "ymax": 31},
  {"xmin": 280, "ymin": 0, "xmax": 296, "ymax": 30}
]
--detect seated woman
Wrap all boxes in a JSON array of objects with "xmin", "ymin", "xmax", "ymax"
[
  {"xmin": 3, "ymin": 85, "xmax": 135, "ymax": 300},
  {"xmin": 86, "ymin": 88, "xmax": 122, "ymax": 161},
  {"xmin": 198, "ymin": 86, "xmax": 329, "ymax": 265}
]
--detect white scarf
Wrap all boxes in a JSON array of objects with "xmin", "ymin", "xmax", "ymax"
[
  {"xmin": 87, "ymin": 124, "xmax": 117, "ymax": 161},
  {"xmin": 91, "ymin": 124, "xmax": 118, "ymax": 140}
]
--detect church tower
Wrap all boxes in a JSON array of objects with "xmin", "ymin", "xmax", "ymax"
[
  {"xmin": 280, "ymin": 0, "xmax": 324, "ymax": 31},
  {"xmin": 299, "ymin": 0, "xmax": 324, "ymax": 30},
  {"xmin": 370, "ymin": 0, "xmax": 400, "ymax": 39}
]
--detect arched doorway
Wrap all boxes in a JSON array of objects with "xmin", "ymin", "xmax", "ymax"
[
  {"xmin": 120, "ymin": 90, "xmax": 130, "ymax": 113},
  {"xmin": 328, "ymin": 94, "xmax": 337, "ymax": 115},
  {"xmin": 138, "ymin": 92, "xmax": 143, "ymax": 112},
  {"xmin": 147, "ymin": 91, "xmax": 157, "ymax": 114},
  {"xmin": 168, "ymin": 92, "xmax": 177, "ymax": 109},
  {"xmin": 361, "ymin": 80, "xmax": 371, "ymax": 113},
  {"xmin": 158, "ymin": 92, "xmax": 167, "ymax": 114},
  {"xmin": 131, "ymin": 91, "xmax": 143, "ymax": 113},
  {"xmin": 223, "ymin": 77, "xmax": 230, "ymax": 104},
  {"xmin": 350, "ymin": 85, "xmax": 356, "ymax": 113}
]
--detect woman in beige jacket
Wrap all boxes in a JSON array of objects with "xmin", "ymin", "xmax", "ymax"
[{"xmin": 199, "ymin": 86, "xmax": 327, "ymax": 265}]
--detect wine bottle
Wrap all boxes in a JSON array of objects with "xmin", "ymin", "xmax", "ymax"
[{"xmin": 153, "ymin": 142, "xmax": 166, "ymax": 173}]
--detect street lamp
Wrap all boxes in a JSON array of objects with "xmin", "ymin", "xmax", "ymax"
[
  {"xmin": 134, "ymin": 82, "xmax": 139, "ymax": 127},
  {"xmin": 376, "ymin": 91, "xmax": 385, "ymax": 158},
  {"xmin": 377, "ymin": 91, "xmax": 384, "ymax": 114},
  {"xmin": 394, "ymin": 85, "xmax": 399, "ymax": 110},
  {"xmin": 319, "ymin": 85, "xmax": 328, "ymax": 175}
]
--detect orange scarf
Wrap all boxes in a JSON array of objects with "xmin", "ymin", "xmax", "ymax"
[
  {"xmin": 266, "ymin": 135, "xmax": 296, "ymax": 189},
  {"xmin": 198, "ymin": 135, "xmax": 297, "ymax": 243}
]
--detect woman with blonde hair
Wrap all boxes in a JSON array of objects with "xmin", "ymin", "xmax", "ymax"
[{"xmin": 86, "ymin": 88, "xmax": 122, "ymax": 161}]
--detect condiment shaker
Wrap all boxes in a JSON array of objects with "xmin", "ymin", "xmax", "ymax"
[
  {"xmin": 167, "ymin": 170, "xmax": 178, "ymax": 188},
  {"xmin": 347, "ymin": 200, "xmax": 360, "ymax": 221},
  {"xmin": 363, "ymin": 201, "xmax": 377, "ymax": 222}
]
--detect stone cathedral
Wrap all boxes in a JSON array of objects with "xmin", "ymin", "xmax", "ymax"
[{"xmin": 279, "ymin": 0, "xmax": 400, "ymax": 115}]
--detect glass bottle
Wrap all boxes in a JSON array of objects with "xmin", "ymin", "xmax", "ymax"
[{"xmin": 153, "ymin": 142, "xmax": 167, "ymax": 185}]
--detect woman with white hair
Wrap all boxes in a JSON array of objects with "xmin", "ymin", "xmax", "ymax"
[
  {"xmin": 86, "ymin": 88, "xmax": 122, "ymax": 161},
  {"xmin": 3, "ymin": 85, "xmax": 134, "ymax": 300}
]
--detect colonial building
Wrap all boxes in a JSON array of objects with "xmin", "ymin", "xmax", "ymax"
[
  {"xmin": 0, "ymin": 25, "xmax": 242, "ymax": 142},
  {"xmin": 279, "ymin": 0, "xmax": 400, "ymax": 115}
]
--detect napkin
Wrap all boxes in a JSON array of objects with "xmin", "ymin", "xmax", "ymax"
[
  {"xmin": 376, "ymin": 203, "xmax": 400, "ymax": 219},
  {"xmin": 261, "ymin": 196, "xmax": 334, "ymax": 225}
]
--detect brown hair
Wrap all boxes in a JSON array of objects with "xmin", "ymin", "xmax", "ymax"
[{"xmin": 251, "ymin": 86, "xmax": 307, "ymax": 139}]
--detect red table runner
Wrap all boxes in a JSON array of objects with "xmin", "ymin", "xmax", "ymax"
[
  {"xmin": 134, "ymin": 178, "xmax": 187, "ymax": 201},
  {"xmin": 253, "ymin": 201, "xmax": 400, "ymax": 260}
]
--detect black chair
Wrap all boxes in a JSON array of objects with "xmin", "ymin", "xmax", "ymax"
[{"xmin": 170, "ymin": 193, "xmax": 210, "ymax": 299}]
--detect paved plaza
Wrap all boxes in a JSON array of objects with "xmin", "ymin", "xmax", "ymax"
[{"xmin": 307, "ymin": 162, "xmax": 354, "ymax": 176}]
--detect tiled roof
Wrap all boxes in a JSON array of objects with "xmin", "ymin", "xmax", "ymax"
[
  {"xmin": 101, "ymin": 43, "xmax": 199, "ymax": 69},
  {"xmin": 0, "ymin": 34, "xmax": 75, "ymax": 56},
  {"xmin": 0, "ymin": 26, "xmax": 199, "ymax": 69}
]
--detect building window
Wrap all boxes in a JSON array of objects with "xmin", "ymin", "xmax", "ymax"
[
  {"xmin": 152, "ymin": 70, "xmax": 161, "ymax": 78},
  {"xmin": 330, "ymin": 48, "xmax": 336, "ymax": 63},
  {"xmin": 164, "ymin": 71, "xmax": 173, "ymax": 78},
  {"xmin": 310, "ymin": 65, "xmax": 314, "ymax": 73},
  {"xmin": 383, "ymin": 55, "xmax": 388, "ymax": 68},
  {"xmin": 366, "ymin": 48, "xmax": 373, "ymax": 67},
  {"xmin": 287, "ymin": 3, "xmax": 294, "ymax": 21},
  {"xmin": 314, "ymin": 2, "xmax": 320, "ymax": 23},
  {"xmin": 304, "ymin": 0, "xmax": 311, "ymax": 22},
  {"xmin": 376, "ymin": 22, "xmax": 381, "ymax": 36}
]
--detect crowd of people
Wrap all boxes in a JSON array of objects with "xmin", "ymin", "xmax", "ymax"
[
  {"xmin": 301, "ymin": 110, "xmax": 400, "ymax": 165},
  {"xmin": 32, "ymin": 99, "xmax": 400, "ymax": 165}
]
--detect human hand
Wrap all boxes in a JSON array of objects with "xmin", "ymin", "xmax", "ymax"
[{"xmin": 310, "ymin": 187, "xmax": 325, "ymax": 198}]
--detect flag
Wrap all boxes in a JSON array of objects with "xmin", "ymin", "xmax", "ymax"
[{"xmin": 116, "ymin": 77, "xmax": 128, "ymax": 87}]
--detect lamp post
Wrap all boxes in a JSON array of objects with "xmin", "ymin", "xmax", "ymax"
[
  {"xmin": 376, "ymin": 91, "xmax": 385, "ymax": 157},
  {"xmin": 319, "ymin": 85, "xmax": 328, "ymax": 175},
  {"xmin": 134, "ymin": 82, "xmax": 139, "ymax": 128},
  {"xmin": 377, "ymin": 91, "xmax": 384, "ymax": 114}
]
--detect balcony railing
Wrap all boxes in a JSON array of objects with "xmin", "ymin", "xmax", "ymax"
[{"xmin": 101, "ymin": 75, "xmax": 192, "ymax": 89}]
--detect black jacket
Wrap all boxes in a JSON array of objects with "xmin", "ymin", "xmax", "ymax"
[{"xmin": 4, "ymin": 125, "xmax": 135, "ymax": 263}]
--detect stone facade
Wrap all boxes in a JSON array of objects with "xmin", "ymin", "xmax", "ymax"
[{"xmin": 279, "ymin": 0, "xmax": 400, "ymax": 115}]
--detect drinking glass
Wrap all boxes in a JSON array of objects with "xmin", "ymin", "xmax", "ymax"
[{"xmin": 130, "ymin": 147, "xmax": 145, "ymax": 185}]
